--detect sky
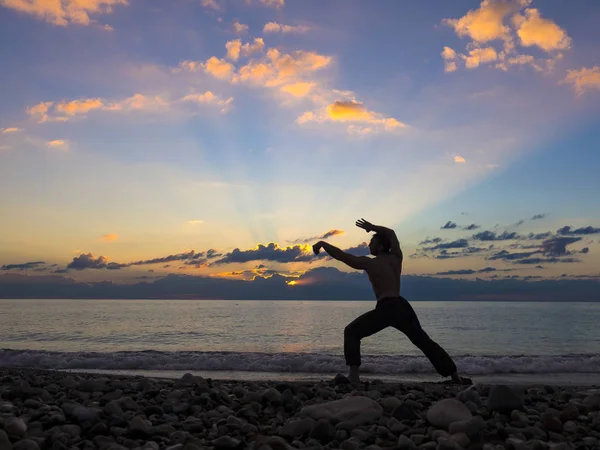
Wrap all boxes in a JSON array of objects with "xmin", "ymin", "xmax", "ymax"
[{"xmin": 0, "ymin": 0, "xmax": 599, "ymax": 300}]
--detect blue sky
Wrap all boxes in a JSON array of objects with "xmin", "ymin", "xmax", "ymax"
[{"xmin": 0, "ymin": 0, "xmax": 599, "ymax": 293}]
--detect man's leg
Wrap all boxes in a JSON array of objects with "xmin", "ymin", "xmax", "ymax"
[
  {"xmin": 344, "ymin": 306, "xmax": 389, "ymax": 383},
  {"xmin": 391, "ymin": 298, "xmax": 471, "ymax": 384}
]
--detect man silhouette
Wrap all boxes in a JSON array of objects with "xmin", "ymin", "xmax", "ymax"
[{"xmin": 313, "ymin": 218, "xmax": 471, "ymax": 384}]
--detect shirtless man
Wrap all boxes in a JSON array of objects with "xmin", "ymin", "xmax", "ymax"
[{"xmin": 312, "ymin": 218, "xmax": 471, "ymax": 384}]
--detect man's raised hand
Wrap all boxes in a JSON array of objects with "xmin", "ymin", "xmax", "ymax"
[
  {"xmin": 312, "ymin": 241, "xmax": 324, "ymax": 255},
  {"xmin": 355, "ymin": 218, "xmax": 374, "ymax": 232}
]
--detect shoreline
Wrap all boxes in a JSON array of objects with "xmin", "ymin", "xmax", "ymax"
[{"xmin": 1, "ymin": 368, "xmax": 599, "ymax": 450}]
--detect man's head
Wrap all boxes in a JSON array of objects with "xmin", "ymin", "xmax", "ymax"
[{"xmin": 369, "ymin": 233, "xmax": 391, "ymax": 256}]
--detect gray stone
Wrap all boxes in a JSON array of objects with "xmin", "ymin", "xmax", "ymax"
[
  {"xmin": 559, "ymin": 404, "xmax": 579, "ymax": 422},
  {"xmin": 448, "ymin": 415, "xmax": 486, "ymax": 438},
  {"xmin": 426, "ymin": 399, "xmax": 472, "ymax": 429},
  {"xmin": 4, "ymin": 417, "xmax": 27, "ymax": 437},
  {"xmin": 12, "ymin": 440, "xmax": 40, "ymax": 450},
  {"xmin": 450, "ymin": 432, "xmax": 469, "ymax": 448},
  {"xmin": 61, "ymin": 424, "xmax": 81, "ymax": 437},
  {"xmin": 262, "ymin": 388, "xmax": 282, "ymax": 404},
  {"xmin": 340, "ymin": 438, "xmax": 361, "ymax": 450},
  {"xmin": 119, "ymin": 397, "xmax": 139, "ymax": 411},
  {"xmin": 0, "ymin": 430, "xmax": 12, "ymax": 450},
  {"xmin": 212, "ymin": 436, "xmax": 240, "ymax": 450},
  {"xmin": 397, "ymin": 436, "xmax": 417, "ymax": 450},
  {"xmin": 301, "ymin": 396, "xmax": 383, "ymax": 427},
  {"xmin": 435, "ymin": 438, "xmax": 460, "ymax": 450},
  {"xmin": 72, "ymin": 405, "xmax": 102, "ymax": 423},
  {"xmin": 381, "ymin": 397, "xmax": 402, "ymax": 412},
  {"xmin": 104, "ymin": 400, "xmax": 124, "ymax": 416},
  {"xmin": 526, "ymin": 440, "xmax": 547, "ymax": 450},
  {"xmin": 128, "ymin": 416, "xmax": 151, "ymax": 436},
  {"xmin": 488, "ymin": 386, "xmax": 524, "ymax": 413},
  {"xmin": 253, "ymin": 436, "xmax": 293, "ymax": 450},
  {"xmin": 387, "ymin": 417, "xmax": 408, "ymax": 434},
  {"xmin": 457, "ymin": 387, "xmax": 481, "ymax": 406},
  {"xmin": 505, "ymin": 438, "xmax": 526, "ymax": 450},
  {"xmin": 541, "ymin": 411, "xmax": 563, "ymax": 432},
  {"xmin": 411, "ymin": 434, "xmax": 426, "ymax": 446},
  {"xmin": 418, "ymin": 443, "xmax": 436, "ymax": 450},
  {"xmin": 393, "ymin": 403, "xmax": 420, "ymax": 421},
  {"xmin": 583, "ymin": 393, "xmax": 600, "ymax": 411},
  {"xmin": 280, "ymin": 418, "xmax": 316, "ymax": 438},
  {"xmin": 309, "ymin": 419, "xmax": 336, "ymax": 443}
]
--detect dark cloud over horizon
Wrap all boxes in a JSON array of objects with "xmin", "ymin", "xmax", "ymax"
[
  {"xmin": 557, "ymin": 226, "xmax": 600, "ymax": 236},
  {"xmin": 531, "ymin": 214, "xmax": 548, "ymax": 220},
  {"xmin": 472, "ymin": 230, "xmax": 521, "ymax": 241},
  {"xmin": 441, "ymin": 221, "xmax": 457, "ymax": 229},
  {"xmin": 1, "ymin": 261, "xmax": 46, "ymax": 271},
  {"xmin": 464, "ymin": 224, "xmax": 480, "ymax": 230},
  {"xmin": 293, "ymin": 229, "xmax": 345, "ymax": 244},
  {"xmin": 213, "ymin": 243, "xmax": 315, "ymax": 265}
]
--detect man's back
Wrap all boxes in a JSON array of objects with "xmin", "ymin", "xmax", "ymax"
[{"xmin": 366, "ymin": 253, "xmax": 402, "ymax": 300}]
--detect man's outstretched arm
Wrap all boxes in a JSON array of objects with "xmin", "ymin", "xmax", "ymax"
[
  {"xmin": 356, "ymin": 218, "xmax": 403, "ymax": 259},
  {"xmin": 313, "ymin": 241, "xmax": 371, "ymax": 270}
]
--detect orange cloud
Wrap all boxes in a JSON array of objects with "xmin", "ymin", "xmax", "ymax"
[
  {"xmin": 47, "ymin": 139, "xmax": 67, "ymax": 149},
  {"xmin": 188, "ymin": 220, "xmax": 205, "ymax": 225},
  {"xmin": 463, "ymin": 46, "xmax": 498, "ymax": 69},
  {"xmin": 27, "ymin": 101, "xmax": 53, "ymax": 123},
  {"xmin": 225, "ymin": 39, "xmax": 242, "ymax": 61},
  {"xmin": 182, "ymin": 91, "xmax": 233, "ymax": 112},
  {"xmin": 233, "ymin": 20, "xmax": 248, "ymax": 34},
  {"xmin": 258, "ymin": 0, "xmax": 284, "ymax": 7},
  {"xmin": 1, "ymin": 127, "xmax": 20, "ymax": 134},
  {"xmin": 298, "ymin": 100, "xmax": 406, "ymax": 134},
  {"xmin": 179, "ymin": 56, "xmax": 236, "ymax": 80},
  {"xmin": 55, "ymin": 98, "xmax": 105, "ymax": 116},
  {"xmin": 441, "ymin": 46, "xmax": 458, "ymax": 72},
  {"xmin": 1, "ymin": 0, "xmax": 128, "ymax": 26},
  {"xmin": 201, "ymin": 0, "xmax": 220, "ymax": 10},
  {"xmin": 562, "ymin": 66, "xmax": 600, "ymax": 96},
  {"xmin": 454, "ymin": 155, "xmax": 467, "ymax": 163},
  {"xmin": 100, "ymin": 233, "xmax": 118, "ymax": 242},
  {"xmin": 263, "ymin": 21, "xmax": 310, "ymax": 34},
  {"xmin": 280, "ymin": 82, "xmax": 315, "ymax": 97},
  {"xmin": 512, "ymin": 8, "xmax": 571, "ymax": 52}
]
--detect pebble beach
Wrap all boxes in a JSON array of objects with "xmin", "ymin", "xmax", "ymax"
[{"xmin": 1, "ymin": 369, "xmax": 599, "ymax": 450}]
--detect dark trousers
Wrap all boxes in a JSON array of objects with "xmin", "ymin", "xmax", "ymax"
[{"xmin": 344, "ymin": 296, "xmax": 457, "ymax": 377}]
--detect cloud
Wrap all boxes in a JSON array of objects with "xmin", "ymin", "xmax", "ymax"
[
  {"xmin": 557, "ymin": 226, "xmax": 600, "ymax": 236},
  {"xmin": 203, "ymin": 56, "xmax": 237, "ymax": 80},
  {"xmin": 441, "ymin": 46, "xmax": 458, "ymax": 72},
  {"xmin": 0, "ymin": 0, "xmax": 128, "ymax": 26},
  {"xmin": 463, "ymin": 46, "xmax": 498, "ymax": 69},
  {"xmin": 206, "ymin": 249, "xmax": 222, "ymax": 259},
  {"xmin": 419, "ymin": 237, "xmax": 442, "ymax": 245},
  {"xmin": 294, "ymin": 229, "xmax": 344, "ymax": 244},
  {"xmin": 258, "ymin": 0, "xmax": 284, "ymax": 7},
  {"xmin": 343, "ymin": 242, "xmax": 370, "ymax": 257},
  {"xmin": 263, "ymin": 22, "xmax": 310, "ymax": 34},
  {"xmin": 100, "ymin": 233, "xmax": 118, "ymax": 242},
  {"xmin": 1, "ymin": 261, "xmax": 46, "ymax": 271},
  {"xmin": 28, "ymin": 94, "xmax": 172, "ymax": 122},
  {"xmin": 464, "ymin": 224, "xmax": 481, "ymax": 230},
  {"xmin": 67, "ymin": 253, "xmax": 123, "ymax": 270},
  {"xmin": 201, "ymin": 0, "xmax": 220, "ymax": 11},
  {"xmin": 454, "ymin": 155, "xmax": 467, "ymax": 163},
  {"xmin": 188, "ymin": 220, "xmax": 204, "ymax": 225},
  {"xmin": 298, "ymin": 100, "xmax": 405, "ymax": 134},
  {"xmin": 562, "ymin": 67, "xmax": 600, "ymax": 96},
  {"xmin": 541, "ymin": 236, "xmax": 582, "ymax": 257},
  {"xmin": 441, "ymin": 221, "xmax": 458, "ymax": 229},
  {"xmin": 531, "ymin": 213, "xmax": 547, "ymax": 220},
  {"xmin": 232, "ymin": 21, "xmax": 248, "ymax": 35},
  {"xmin": 527, "ymin": 231, "xmax": 552, "ymax": 240},
  {"xmin": 280, "ymin": 82, "xmax": 316, "ymax": 97},
  {"xmin": 472, "ymin": 230, "xmax": 520, "ymax": 241},
  {"xmin": 487, "ymin": 249, "xmax": 539, "ymax": 261},
  {"xmin": 428, "ymin": 239, "xmax": 470, "ymax": 250},
  {"xmin": 181, "ymin": 91, "xmax": 233, "ymax": 113},
  {"xmin": 1, "ymin": 127, "xmax": 20, "ymax": 134},
  {"xmin": 515, "ymin": 257, "xmax": 580, "ymax": 265},
  {"xmin": 213, "ymin": 243, "xmax": 314, "ymax": 264},
  {"xmin": 129, "ymin": 250, "xmax": 206, "ymax": 266},
  {"xmin": 47, "ymin": 140, "xmax": 68, "ymax": 150},
  {"xmin": 225, "ymin": 40, "xmax": 242, "ymax": 61},
  {"xmin": 436, "ymin": 267, "xmax": 499, "ymax": 275},
  {"xmin": 512, "ymin": 8, "xmax": 571, "ymax": 52}
]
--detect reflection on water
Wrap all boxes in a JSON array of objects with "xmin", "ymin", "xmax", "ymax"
[{"xmin": 0, "ymin": 299, "xmax": 598, "ymax": 356}]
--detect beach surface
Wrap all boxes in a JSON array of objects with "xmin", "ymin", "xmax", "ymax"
[{"xmin": 1, "ymin": 368, "xmax": 599, "ymax": 450}]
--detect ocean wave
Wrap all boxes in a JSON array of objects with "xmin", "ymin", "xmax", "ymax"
[{"xmin": 1, "ymin": 349, "xmax": 599, "ymax": 375}]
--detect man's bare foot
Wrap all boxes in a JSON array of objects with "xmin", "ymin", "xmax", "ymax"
[
  {"xmin": 348, "ymin": 366, "xmax": 361, "ymax": 384},
  {"xmin": 450, "ymin": 372, "xmax": 473, "ymax": 385}
]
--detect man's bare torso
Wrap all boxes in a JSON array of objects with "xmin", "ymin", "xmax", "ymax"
[{"xmin": 365, "ymin": 253, "xmax": 403, "ymax": 300}]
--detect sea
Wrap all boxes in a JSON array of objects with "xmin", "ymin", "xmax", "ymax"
[{"xmin": 1, "ymin": 299, "xmax": 599, "ymax": 385}]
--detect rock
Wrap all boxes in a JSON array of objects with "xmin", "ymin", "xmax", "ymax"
[
  {"xmin": 61, "ymin": 424, "xmax": 81, "ymax": 437},
  {"xmin": 300, "ymin": 396, "xmax": 383, "ymax": 427},
  {"xmin": 77, "ymin": 379, "xmax": 108, "ymax": 393},
  {"xmin": 583, "ymin": 393, "xmax": 600, "ymax": 411},
  {"xmin": 340, "ymin": 437, "xmax": 361, "ymax": 450},
  {"xmin": 72, "ymin": 405, "xmax": 102, "ymax": 423},
  {"xmin": 559, "ymin": 404, "xmax": 579, "ymax": 422},
  {"xmin": 411, "ymin": 434, "xmax": 426, "ymax": 446},
  {"xmin": 143, "ymin": 405, "xmax": 163, "ymax": 416},
  {"xmin": 451, "ymin": 432, "xmax": 469, "ymax": 448},
  {"xmin": 90, "ymin": 421, "xmax": 110, "ymax": 435},
  {"xmin": 309, "ymin": 419, "xmax": 336, "ymax": 443},
  {"xmin": 426, "ymin": 399, "xmax": 472, "ymax": 429},
  {"xmin": 393, "ymin": 403, "xmax": 420, "ymax": 421},
  {"xmin": 4, "ymin": 417, "xmax": 27, "ymax": 437},
  {"xmin": 0, "ymin": 430, "xmax": 12, "ymax": 450},
  {"xmin": 212, "ymin": 436, "xmax": 241, "ymax": 450},
  {"xmin": 387, "ymin": 417, "xmax": 408, "ymax": 434},
  {"xmin": 119, "ymin": 397, "xmax": 139, "ymax": 411},
  {"xmin": 181, "ymin": 373, "xmax": 204, "ymax": 384},
  {"xmin": 280, "ymin": 418, "xmax": 316, "ymax": 438},
  {"xmin": 419, "ymin": 443, "xmax": 436, "ymax": 450},
  {"xmin": 262, "ymin": 388, "xmax": 282, "ymax": 404},
  {"xmin": 12, "ymin": 440, "xmax": 40, "ymax": 450},
  {"xmin": 397, "ymin": 435, "xmax": 417, "ymax": 450},
  {"xmin": 541, "ymin": 411, "xmax": 563, "ymax": 432},
  {"xmin": 488, "ymin": 386, "xmax": 524, "ymax": 413},
  {"xmin": 334, "ymin": 374, "xmax": 351, "ymax": 385},
  {"xmin": 382, "ymin": 397, "xmax": 402, "ymax": 412},
  {"xmin": 582, "ymin": 437, "xmax": 597, "ymax": 448},
  {"xmin": 457, "ymin": 387, "xmax": 481, "ymax": 406},
  {"xmin": 526, "ymin": 440, "xmax": 547, "ymax": 450},
  {"xmin": 505, "ymin": 437, "xmax": 526, "ymax": 450},
  {"xmin": 104, "ymin": 400, "xmax": 124, "ymax": 416},
  {"xmin": 128, "ymin": 416, "xmax": 151, "ymax": 437},
  {"xmin": 436, "ymin": 438, "xmax": 460, "ymax": 450},
  {"xmin": 448, "ymin": 415, "xmax": 486, "ymax": 438},
  {"xmin": 253, "ymin": 436, "xmax": 293, "ymax": 450}
]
